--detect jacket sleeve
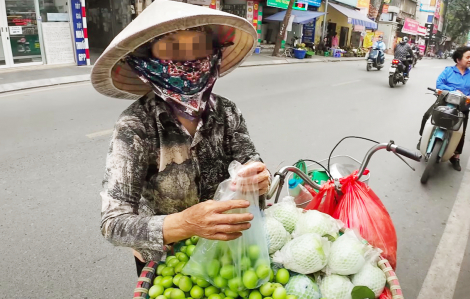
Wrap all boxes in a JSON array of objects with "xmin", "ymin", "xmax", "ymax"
[
  {"xmin": 100, "ymin": 113, "xmax": 166, "ymax": 254},
  {"xmin": 436, "ymin": 68, "xmax": 456, "ymax": 91}
]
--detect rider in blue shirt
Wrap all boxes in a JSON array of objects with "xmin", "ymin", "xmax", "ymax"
[
  {"xmin": 418, "ymin": 46, "xmax": 470, "ymax": 171},
  {"xmin": 372, "ymin": 35, "xmax": 386, "ymax": 64}
]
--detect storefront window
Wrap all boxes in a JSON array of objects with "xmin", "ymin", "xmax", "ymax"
[
  {"xmin": 40, "ymin": 0, "xmax": 69, "ymax": 22},
  {"xmin": 5, "ymin": 0, "xmax": 42, "ymax": 64}
]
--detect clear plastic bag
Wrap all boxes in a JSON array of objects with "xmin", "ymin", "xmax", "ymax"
[{"xmin": 183, "ymin": 161, "xmax": 270, "ymax": 290}]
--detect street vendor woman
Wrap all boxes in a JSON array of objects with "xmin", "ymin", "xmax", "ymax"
[{"xmin": 91, "ymin": 0, "xmax": 270, "ymax": 276}]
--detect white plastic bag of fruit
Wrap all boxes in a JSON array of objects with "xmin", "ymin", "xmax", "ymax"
[{"xmin": 183, "ymin": 160, "xmax": 270, "ymax": 290}]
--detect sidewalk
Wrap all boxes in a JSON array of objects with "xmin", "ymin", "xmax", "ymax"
[{"xmin": 0, "ymin": 54, "xmax": 366, "ymax": 94}]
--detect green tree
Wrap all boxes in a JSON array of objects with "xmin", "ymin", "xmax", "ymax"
[{"xmin": 445, "ymin": 0, "xmax": 470, "ymax": 42}]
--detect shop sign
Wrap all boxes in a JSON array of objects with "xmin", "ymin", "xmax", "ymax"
[
  {"xmin": 382, "ymin": 5, "xmax": 389, "ymax": 13},
  {"xmin": 402, "ymin": 18, "xmax": 418, "ymax": 35},
  {"xmin": 335, "ymin": 0, "xmax": 359, "ymax": 8},
  {"xmin": 357, "ymin": 0, "xmax": 369, "ymax": 8},
  {"xmin": 363, "ymin": 32, "xmax": 374, "ymax": 48},
  {"xmin": 302, "ymin": 22, "xmax": 315, "ymax": 43},
  {"xmin": 417, "ymin": 25, "xmax": 426, "ymax": 36},
  {"xmin": 71, "ymin": 0, "xmax": 87, "ymax": 66},
  {"xmin": 267, "ymin": 0, "xmax": 317, "ymax": 9},
  {"xmin": 299, "ymin": 0, "xmax": 321, "ymax": 7},
  {"xmin": 47, "ymin": 13, "xmax": 70, "ymax": 22},
  {"xmin": 246, "ymin": 1, "xmax": 254, "ymax": 23},
  {"xmin": 434, "ymin": 0, "xmax": 441, "ymax": 19},
  {"xmin": 188, "ymin": 0, "xmax": 212, "ymax": 5},
  {"xmin": 9, "ymin": 26, "xmax": 23, "ymax": 35}
]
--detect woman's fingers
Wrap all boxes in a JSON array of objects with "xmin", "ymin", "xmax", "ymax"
[
  {"xmin": 215, "ymin": 222, "xmax": 251, "ymax": 234},
  {"xmin": 237, "ymin": 162, "xmax": 266, "ymax": 177},
  {"xmin": 212, "ymin": 199, "xmax": 250, "ymax": 213},
  {"xmin": 212, "ymin": 212, "xmax": 254, "ymax": 224},
  {"xmin": 208, "ymin": 232, "xmax": 243, "ymax": 241}
]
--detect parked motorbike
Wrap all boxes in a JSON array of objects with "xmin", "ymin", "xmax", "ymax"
[
  {"xmin": 367, "ymin": 48, "xmax": 385, "ymax": 71},
  {"xmin": 388, "ymin": 55, "xmax": 412, "ymax": 88},
  {"xmin": 419, "ymin": 88, "xmax": 470, "ymax": 183},
  {"xmin": 412, "ymin": 48, "xmax": 421, "ymax": 67}
]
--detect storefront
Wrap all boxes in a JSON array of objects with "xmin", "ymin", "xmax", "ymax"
[{"xmin": 0, "ymin": 0, "xmax": 82, "ymax": 69}]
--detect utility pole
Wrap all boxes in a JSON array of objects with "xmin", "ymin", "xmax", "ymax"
[
  {"xmin": 272, "ymin": 0, "xmax": 296, "ymax": 56},
  {"xmin": 321, "ymin": 0, "xmax": 329, "ymax": 41}
]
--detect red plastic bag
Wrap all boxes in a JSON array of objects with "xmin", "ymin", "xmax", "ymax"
[
  {"xmin": 304, "ymin": 180, "xmax": 339, "ymax": 215},
  {"xmin": 333, "ymin": 172, "xmax": 397, "ymax": 269}
]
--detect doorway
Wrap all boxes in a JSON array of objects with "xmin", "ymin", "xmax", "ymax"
[
  {"xmin": 339, "ymin": 26, "xmax": 349, "ymax": 48},
  {"xmin": 0, "ymin": 0, "xmax": 44, "ymax": 67}
]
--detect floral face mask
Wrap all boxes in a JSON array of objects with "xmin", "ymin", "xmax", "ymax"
[{"xmin": 126, "ymin": 52, "xmax": 221, "ymax": 120}]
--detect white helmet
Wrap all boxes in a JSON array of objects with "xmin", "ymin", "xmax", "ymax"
[{"xmin": 401, "ymin": 36, "xmax": 409, "ymax": 44}]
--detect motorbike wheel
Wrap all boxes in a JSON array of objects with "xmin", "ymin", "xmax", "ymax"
[
  {"xmin": 389, "ymin": 75, "xmax": 396, "ymax": 88},
  {"xmin": 421, "ymin": 139, "xmax": 443, "ymax": 184},
  {"xmin": 366, "ymin": 63, "xmax": 371, "ymax": 71}
]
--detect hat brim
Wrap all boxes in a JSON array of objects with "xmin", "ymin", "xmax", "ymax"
[{"xmin": 91, "ymin": 0, "xmax": 257, "ymax": 100}]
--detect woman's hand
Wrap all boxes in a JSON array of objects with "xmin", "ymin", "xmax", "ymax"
[
  {"xmin": 163, "ymin": 200, "xmax": 254, "ymax": 244},
  {"xmin": 231, "ymin": 162, "xmax": 271, "ymax": 195}
]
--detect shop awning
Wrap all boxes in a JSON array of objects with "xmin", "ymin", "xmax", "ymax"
[
  {"xmin": 265, "ymin": 10, "xmax": 326, "ymax": 25},
  {"xmin": 329, "ymin": 3, "xmax": 377, "ymax": 29}
]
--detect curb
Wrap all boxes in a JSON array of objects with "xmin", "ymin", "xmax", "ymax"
[{"xmin": 0, "ymin": 57, "xmax": 364, "ymax": 94}]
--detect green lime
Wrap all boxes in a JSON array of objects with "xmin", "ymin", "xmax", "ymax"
[
  {"xmin": 238, "ymin": 290, "xmax": 250, "ymax": 298},
  {"xmin": 173, "ymin": 274, "xmax": 183, "ymax": 286},
  {"xmin": 157, "ymin": 264, "xmax": 167, "ymax": 276},
  {"xmin": 191, "ymin": 236, "xmax": 200, "ymax": 245},
  {"xmin": 177, "ymin": 252, "xmax": 190, "ymax": 262},
  {"xmin": 166, "ymin": 256, "xmax": 177, "ymax": 263},
  {"xmin": 255, "ymin": 265, "xmax": 270, "ymax": 280},
  {"xmin": 156, "ymin": 296, "xmax": 167, "ymax": 299},
  {"xmin": 162, "ymin": 267, "xmax": 175, "ymax": 277},
  {"xmin": 168, "ymin": 259, "xmax": 180, "ymax": 268},
  {"xmin": 275, "ymin": 269, "xmax": 289, "ymax": 285},
  {"xmin": 175, "ymin": 261, "xmax": 187, "ymax": 274},
  {"xmin": 149, "ymin": 285, "xmax": 165, "ymax": 298},
  {"xmin": 213, "ymin": 276, "xmax": 227, "ymax": 288},
  {"xmin": 208, "ymin": 294, "xmax": 222, "ymax": 299},
  {"xmin": 224, "ymin": 289, "xmax": 238, "ymax": 298},
  {"xmin": 204, "ymin": 286, "xmax": 220, "ymax": 297},
  {"xmin": 240, "ymin": 257, "xmax": 252, "ymax": 271},
  {"xmin": 228, "ymin": 277, "xmax": 244, "ymax": 292},
  {"xmin": 249, "ymin": 290, "xmax": 262, "ymax": 299},
  {"xmin": 196, "ymin": 278, "xmax": 211, "ymax": 288},
  {"xmin": 272, "ymin": 287, "xmax": 286, "ymax": 299},
  {"xmin": 269, "ymin": 270, "xmax": 275, "ymax": 282},
  {"xmin": 161, "ymin": 276, "xmax": 175, "ymax": 289},
  {"xmin": 154, "ymin": 276, "xmax": 164, "ymax": 285},
  {"xmin": 220, "ymin": 265, "xmax": 235, "ymax": 280},
  {"xmin": 248, "ymin": 245, "xmax": 261, "ymax": 260},
  {"xmin": 186, "ymin": 245, "xmax": 196, "ymax": 257},
  {"xmin": 186, "ymin": 239, "xmax": 193, "ymax": 246},
  {"xmin": 190, "ymin": 285, "xmax": 204, "ymax": 299},
  {"xmin": 171, "ymin": 289, "xmax": 186, "ymax": 299},
  {"xmin": 242, "ymin": 270, "xmax": 258, "ymax": 289},
  {"xmin": 190, "ymin": 276, "xmax": 198, "ymax": 284},
  {"xmin": 272, "ymin": 283, "xmax": 283, "ymax": 288},
  {"xmin": 224, "ymin": 297, "xmax": 234, "ymax": 299},
  {"xmin": 179, "ymin": 276, "xmax": 193, "ymax": 292},
  {"xmin": 219, "ymin": 254, "xmax": 233, "ymax": 266},
  {"xmin": 206, "ymin": 259, "xmax": 221, "ymax": 278},
  {"xmin": 259, "ymin": 282, "xmax": 275, "ymax": 297},
  {"xmin": 164, "ymin": 288, "xmax": 174, "ymax": 298},
  {"xmin": 180, "ymin": 246, "xmax": 188, "ymax": 254}
]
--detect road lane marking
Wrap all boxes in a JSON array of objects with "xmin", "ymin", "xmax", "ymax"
[
  {"xmin": 0, "ymin": 82, "xmax": 90, "ymax": 98},
  {"xmin": 86, "ymin": 129, "xmax": 114, "ymax": 139},
  {"xmin": 417, "ymin": 160, "xmax": 470, "ymax": 299},
  {"xmin": 331, "ymin": 80, "xmax": 361, "ymax": 87}
]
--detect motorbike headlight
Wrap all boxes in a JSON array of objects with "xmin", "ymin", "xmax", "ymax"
[{"xmin": 446, "ymin": 93, "xmax": 462, "ymax": 105}]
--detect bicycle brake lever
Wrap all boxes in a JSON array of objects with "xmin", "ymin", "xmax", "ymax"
[{"xmin": 393, "ymin": 153, "xmax": 416, "ymax": 171}]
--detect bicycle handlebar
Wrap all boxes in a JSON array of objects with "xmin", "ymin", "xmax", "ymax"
[{"xmin": 267, "ymin": 141, "xmax": 422, "ymax": 201}]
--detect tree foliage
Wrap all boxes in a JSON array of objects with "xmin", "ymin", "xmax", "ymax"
[{"xmin": 445, "ymin": 0, "xmax": 470, "ymax": 42}]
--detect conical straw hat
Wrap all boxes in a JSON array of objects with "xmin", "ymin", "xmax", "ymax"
[{"xmin": 91, "ymin": 0, "xmax": 257, "ymax": 100}]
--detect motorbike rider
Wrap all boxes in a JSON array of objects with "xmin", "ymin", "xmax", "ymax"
[
  {"xmin": 394, "ymin": 36, "xmax": 414, "ymax": 78},
  {"xmin": 372, "ymin": 35, "xmax": 386, "ymax": 64},
  {"xmin": 417, "ymin": 46, "xmax": 470, "ymax": 171}
]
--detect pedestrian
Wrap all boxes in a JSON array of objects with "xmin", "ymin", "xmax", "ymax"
[
  {"xmin": 418, "ymin": 46, "xmax": 470, "ymax": 171},
  {"xmin": 331, "ymin": 32, "xmax": 339, "ymax": 48},
  {"xmin": 91, "ymin": 0, "xmax": 271, "ymax": 276}
]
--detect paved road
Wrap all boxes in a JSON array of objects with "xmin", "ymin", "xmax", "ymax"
[{"xmin": 0, "ymin": 57, "xmax": 468, "ymax": 299}]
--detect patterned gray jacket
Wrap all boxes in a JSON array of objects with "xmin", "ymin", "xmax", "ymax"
[{"xmin": 100, "ymin": 93, "xmax": 262, "ymax": 262}]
